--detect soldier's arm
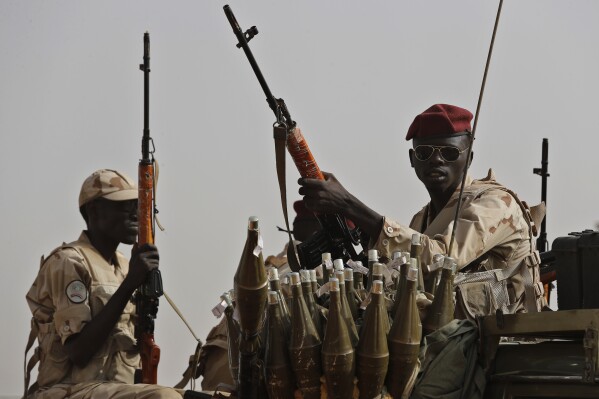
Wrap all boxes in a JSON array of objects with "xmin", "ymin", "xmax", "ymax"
[
  {"xmin": 371, "ymin": 190, "xmax": 522, "ymax": 269},
  {"xmin": 64, "ymin": 244, "xmax": 159, "ymax": 368},
  {"xmin": 63, "ymin": 281, "xmax": 137, "ymax": 367}
]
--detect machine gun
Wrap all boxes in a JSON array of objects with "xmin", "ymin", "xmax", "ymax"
[
  {"xmin": 135, "ymin": 31, "xmax": 163, "ymax": 384},
  {"xmin": 223, "ymin": 5, "xmax": 365, "ymax": 269},
  {"xmin": 532, "ymin": 138, "xmax": 557, "ymax": 305},
  {"xmin": 533, "ymin": 138, "xmax": 550, "ymax": 253}
]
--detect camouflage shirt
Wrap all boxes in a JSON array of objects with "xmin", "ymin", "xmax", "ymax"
[
  {"xmin": 372, "ymin": 169, "xmax": 544, "ymax": 313},
  {"xmin": 26, "ymin": 232, "xmax": 138, "ymax": 389}
]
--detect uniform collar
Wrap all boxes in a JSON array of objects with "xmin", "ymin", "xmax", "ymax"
[{"xmin": 78, "ymin": 230, "xmax": 124, "ymax": 269}]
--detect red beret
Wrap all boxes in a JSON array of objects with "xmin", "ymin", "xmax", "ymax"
[
  {"xmin": 405, "ymin": 104, "xmax": 473, "ymax": 141},
  {"xmin": 293, "ymin": 200, "xmax": 316, "ymax": 221}
]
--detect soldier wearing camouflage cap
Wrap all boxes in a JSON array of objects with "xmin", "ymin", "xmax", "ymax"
[
  {"xmin": 25, "ymin": 169, "xmax": 184, "ymax": 399},
  {"xmin": 299, "ymin": 104, "xmax": 546, "ymax": 317}
]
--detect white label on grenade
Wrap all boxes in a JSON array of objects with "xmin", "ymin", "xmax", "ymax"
[
  {"xmin": 347, "ymin": 259, "xmax": 369, "ymax": 275},
  {"xmin": 253, "ymin": 234, "xmax": 264, "ymax": 257}
]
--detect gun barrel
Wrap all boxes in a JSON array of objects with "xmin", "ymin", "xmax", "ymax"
[
  {"xmin": 223, "ymin": 5, "xmax": 292, "ymax": 124},
  {"xmin": 535, "ymin": 138, "xmax": 549, "ymax": 252},
  {"xmin": 141, "ymin": 32, "xmax": 151, "ymax": 161},
  {"xmin": 540, "ymin": 137, "xmax": 548, "ymax": 213}
]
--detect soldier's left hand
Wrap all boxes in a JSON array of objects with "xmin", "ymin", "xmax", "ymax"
[{"xmin": 298, "ymin": 172, "xmax": 352, "ymax": 215}]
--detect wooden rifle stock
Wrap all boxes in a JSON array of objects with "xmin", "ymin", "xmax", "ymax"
[
  {"xmin": 136, "ymin": 31, "xmax": 162, "ymax": 384},
  {"xmin": 286, "ymin": 128, "xmax": 324, "ymax": 180},
  {"xmin": 138, "ymin": 161, "xmax": 161, "ymax": 384}
]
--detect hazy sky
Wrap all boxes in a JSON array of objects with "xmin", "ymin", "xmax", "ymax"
[{"xmin": 2, "ymin": 0, "xmax": 598, "ymax": 395}]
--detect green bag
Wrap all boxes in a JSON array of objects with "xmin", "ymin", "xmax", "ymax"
[{"xmin": 410, "ymin": 319, "xmax": 486, "ymax": 399}]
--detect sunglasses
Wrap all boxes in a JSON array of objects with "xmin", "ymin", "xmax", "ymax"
[
  {"xmin": 413, "ymin": 145, "xmax": 469, "ymax": 162},
  {"xmin": 96, "ymin": 198, "xmax": 138, "ymax": 214}
]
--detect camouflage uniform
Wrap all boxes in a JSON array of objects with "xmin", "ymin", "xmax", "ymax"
[
  {"xmin": 197, "ymin": 317, "xmax": 233, "ymax": 391},
  {"xmin": 25, "ymin": 232, "xmax": 183, "ymax": 398},
  {"xmin": 372, "ymin": 170, "xmax": 545, "ymax": 315}
]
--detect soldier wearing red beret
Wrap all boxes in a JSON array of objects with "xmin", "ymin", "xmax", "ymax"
[{"xmin": 299, "ymin": 104, "xmax": 546, "ymax": 316}]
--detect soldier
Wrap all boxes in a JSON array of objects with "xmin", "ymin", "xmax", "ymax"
[
  {"xmin": 299, "ymin": 104, "xmax": 546, "ymax": 317},
  {"xmin": 24, "ymin": 169, "xmax": 184, "ymax": 399}
]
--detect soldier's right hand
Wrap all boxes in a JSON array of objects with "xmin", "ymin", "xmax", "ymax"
[{"xmin": 126, "ymin": 243, "xmax": 160, "ymax": 290}]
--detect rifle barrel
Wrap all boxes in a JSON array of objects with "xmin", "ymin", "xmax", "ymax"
[
  {"xmin": 141, "ymin": 32, "xmax": 151, "ymax": 162},
  {"xmin": 224, "ymin": 5, "xmax": 293, "ymax": 124}
]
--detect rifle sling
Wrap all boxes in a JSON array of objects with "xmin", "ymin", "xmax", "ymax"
[{"xmin": 273, "ymin": 124, "xmax": 301, "ymax": 272}]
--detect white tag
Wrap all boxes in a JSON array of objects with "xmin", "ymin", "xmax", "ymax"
[
  {"xmin": 347, "ymin": 259, "xmax": 369, "ymax": 275},
  {"xmin": 317, "ymin": 281, "xmax": 331, "ymax": 297},
  {"xmin": 427, "ymin": 257, "xmax": 445, "ymax": 273},
  {"xmin": 253, "ymin": 234, "xmax": 264, "ymax": 257},
  {"xmin": 211, "ymin": 299, "xmax": 227, "ymax": 318},
  {"xmin": 387, "ymin": 256, "xmax": 407, "ymax": 272},
  {"xmin": 324, "ymin": 258, "xmax": 333, "ymax": 269}
]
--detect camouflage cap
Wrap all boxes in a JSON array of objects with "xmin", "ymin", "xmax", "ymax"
[{"xmin": 78, "ymin": 169, "xmax": 137, "ymax": 207}]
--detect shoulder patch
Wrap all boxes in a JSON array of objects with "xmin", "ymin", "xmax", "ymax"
[{"xmin": 65, "ymin": 280, "xmax": 88, "ymax": 304}]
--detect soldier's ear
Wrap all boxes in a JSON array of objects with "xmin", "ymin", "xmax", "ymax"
[{"xmin": 409, "ymin": 148, "xmax": 415, "ymax": 168}]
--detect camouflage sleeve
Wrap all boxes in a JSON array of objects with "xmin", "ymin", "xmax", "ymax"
[
  {"xmin": 372, "ymin": 189, "xmax": 525, "ymax": 270},
  {"xmin": 26, "ymin": 248, "xmax": 93, "ymax": 343}
]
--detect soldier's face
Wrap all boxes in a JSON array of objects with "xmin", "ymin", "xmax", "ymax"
[
  {"xmin": 91, "ymin": 198, "xmax": 139, "ymax": 245},
  {"xmin": 409, "ymin": 134, "xmax": 472, "ymax": 195}
]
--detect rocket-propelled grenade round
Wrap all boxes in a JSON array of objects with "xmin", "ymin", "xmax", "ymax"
[
  {"xmin": 289, "ymin": 272, "xmax": 322, "ymax": 399},
  {"xmin": 264, "ymin": 291, "xmax": 295, "ymax": 399},
  {"xmin": 423, "ymin": 256, "xmax": 456, "ymax": 336},
  {"xmin": 387, "ymin": 264, "xmax": 422, "ymax": 399},
  {"xmin": 357, "ymin": 280, "xmax": 389, "ymax": 399},
  {"xmin": 322, "ymin": 278, "xmax": 356, "ymax": 399},
  {"xmin": 234, "ymin": 217, "xmax": 268, "ymax": 399}
]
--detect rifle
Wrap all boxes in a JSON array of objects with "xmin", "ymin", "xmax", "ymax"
[
  {"xmin": 135, "ymin": 31, "xmax": 163, "ymax": 384},
  {"xmin": 223, "ymin": 5, "xmax": 364, "ymax": 269}
]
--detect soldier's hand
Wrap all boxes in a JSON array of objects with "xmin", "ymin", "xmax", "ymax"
[
  {"xmin": 126, "ymin": 243, "xmax": 160, "ymax": 290},
  {"xmin": 299, "ymin": 171, "xmax": 385, "ymax": 239},
  {"xmin": 298, "ymin": 171, "xmax": 352, "ymax": 216}
]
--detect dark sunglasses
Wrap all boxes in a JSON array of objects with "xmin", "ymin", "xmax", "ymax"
[
  {"xmin": 413, "ymin": 145, "xmax": 469, "ymax": 162},
  {"xmin": 96, "ymin": 198, "xmax": 138, "ymax": 213}
]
